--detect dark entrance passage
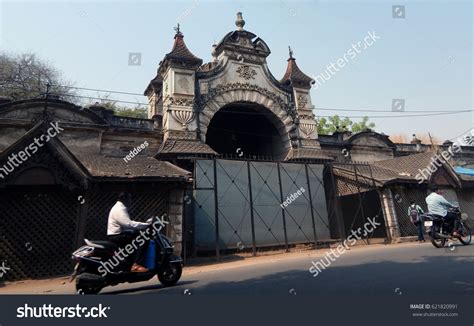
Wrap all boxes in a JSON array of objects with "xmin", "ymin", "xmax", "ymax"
[{"xmin": 206, "ymin": 102, "xmax": 288, "ymax": 159}]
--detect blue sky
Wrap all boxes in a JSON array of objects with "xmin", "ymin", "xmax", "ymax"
[{"xmin": 1, "ymin": 0, "xmax": 472, "ymax": 141}]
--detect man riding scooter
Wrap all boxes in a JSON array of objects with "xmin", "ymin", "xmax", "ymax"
[
  {"xmin": 425, "ymin": 186, "xmax": 460, "ymax": 237},
  {"xmin": 107, "ymin": 192, "xmax": 151, "ymax": 272}
]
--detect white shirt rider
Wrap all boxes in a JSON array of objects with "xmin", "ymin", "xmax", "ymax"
[{"xmin": 107, "ymin": 200, "xmax": 149, "ymax": 236}]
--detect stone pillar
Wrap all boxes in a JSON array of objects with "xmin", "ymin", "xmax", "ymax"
[
  {"xmin": 168, "ymin": 188, "xmax": 184, "ymax": 256},
  {"xmin": 378, "ymin": 188, "xmax": 401, "ymax": 241}
]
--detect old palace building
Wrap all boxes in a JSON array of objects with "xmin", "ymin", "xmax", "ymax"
[{"xmin": 0, "ymin": 13, "xmax": 473, "ymax": 280}]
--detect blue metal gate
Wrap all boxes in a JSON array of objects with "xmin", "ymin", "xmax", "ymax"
[{"xmin": 192, "ymin": 159, "xmax": 331, "ymax": 255}]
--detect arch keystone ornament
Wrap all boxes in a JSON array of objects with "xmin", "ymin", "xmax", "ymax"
[{"xmin": 145, "ymin": 13, "xmax": 330, "ymax": 161}]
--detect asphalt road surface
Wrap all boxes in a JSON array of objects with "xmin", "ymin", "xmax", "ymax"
[
  {"xmin": 111, "ymin": 241, "xmax": 474, "ymax": 296},
  {"xmin": 4, "ymin": 241, "xmax": 471, "ymax": 296}
]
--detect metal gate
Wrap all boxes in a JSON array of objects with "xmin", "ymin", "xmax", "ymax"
[
  {"xmin": 328, "ymin": 163, "xmax": 388, "ymax": 242},
  {"xmin": 192, "ymin": 159, "xmax": 331, "ymax": 255}
]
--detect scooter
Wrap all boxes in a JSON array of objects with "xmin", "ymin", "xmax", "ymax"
[
  {"xmin": 71, "ymin": 216, "xmax": 182, "ymax": 294},
  {"xmin": 422, "ymin": 207, "xmax": 472, "ymax": 248}
]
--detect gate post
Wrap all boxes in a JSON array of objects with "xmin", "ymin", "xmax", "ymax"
[
  {"xmin": 328, "ymin": 165, "xmax": 346, "ymax": 241},
  {"xmin": 213, "ymin": 158, "xmax": 220, "ymax": 259},
  {"xmin": 305, "ymin": 164, "xmax": 318, "ymax": 248},
  {"xmin": 246, "ymin": 160, "xmax": 257, "ymax": 256},
  {"xmin": 277, "ymin": 162, "xmax": 289, "ymax": 252},
  {"xmin": 353, "ymin": 164, "xmax": 369, "ymax": 245}
]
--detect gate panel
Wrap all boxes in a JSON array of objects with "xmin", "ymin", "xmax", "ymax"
[
  {"xmin": 250, "ymin": 161, "xmax": 286, "ymax": 247},
  {"xmin": 307, "ymin": 164, "xmax": 331, "ymax": 240},
  {"xmin": 194, "ymin": 159, "xmax": 217, "ymax": 249},
  {"xmin": 280, "ymin": 163, "xmax": 315, "ymax": 245},
  {"xmin": 215, "ymin": 160, "xmax": 253, "ymax": 249}
]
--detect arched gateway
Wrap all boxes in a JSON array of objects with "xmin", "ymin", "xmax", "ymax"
[{"xmin": 145, "ymin": 13, "xmax": 328, "ymax": 161}]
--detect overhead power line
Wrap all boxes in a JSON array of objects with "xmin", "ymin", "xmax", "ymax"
[{"xmin": 4, "ymin": 85, "xmax": 473, "ymax": 119}]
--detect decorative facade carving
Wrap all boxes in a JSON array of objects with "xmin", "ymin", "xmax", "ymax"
[
  {"xmin": 167, "ymin": 97, "xmax": 195, "ymax": 107},
  {"xmin": 297, "ymin": 94, "xmax": 308, "ymax": 109},
  {"xmin": 172, "ymin": 109, "xmax": 195, "ymax": 130},
  {"xmin": 299, "ymin": 122, "xmax": 315, "ymax": 137},
  {"xmin": 300, "ymin": 113, "xmax": 315, "ymax": 120},
  {"xmin": 236, "ymin": 65, "xmax": 257, "ymax": 80},
  {"xmin": 199, "ymin": 82, "xmax": 297, "ymax": 120}
]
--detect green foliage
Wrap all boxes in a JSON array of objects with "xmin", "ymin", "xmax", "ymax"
[
  {"xmin": 317, "ymin": 115, "xmax": 375, "ymax": 135},
  {"xmin": 95, "ymin": 98, "xmax": 148, "ymax": 119}
]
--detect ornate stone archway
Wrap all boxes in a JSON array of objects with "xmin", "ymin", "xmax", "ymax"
[{"xmin": 198, "ymin": 83, "xmax": 297, "ymax": 148}]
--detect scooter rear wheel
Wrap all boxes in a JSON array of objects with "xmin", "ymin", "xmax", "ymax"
[
  {"xmin": 158, "ymin": 262, "xmax": 182, "ymax": 286},
  {"xmin": 76, "ymin": 273, "xmax": 103, "ymax": 294}
]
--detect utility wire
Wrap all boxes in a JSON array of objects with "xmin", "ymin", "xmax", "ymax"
[{"xmin": 4, "ymin": 85, "xmax": 473, "ymax": 118}]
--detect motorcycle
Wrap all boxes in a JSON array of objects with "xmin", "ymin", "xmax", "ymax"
[
  {"xmin": 70, "ymin": 216, "xmax": 183, "ymax": 294},
  {"xmin": 422, "ymin": 207, "xmax": 472, "ymax": 248}
]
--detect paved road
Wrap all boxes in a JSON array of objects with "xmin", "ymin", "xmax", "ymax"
[
  {"xmin": 110, "ymin": 241, "xmax": 474, "ymax": 296},
  {"xmin": 1, "ymin": 242, "xmax": 473, "ymax": 296}
]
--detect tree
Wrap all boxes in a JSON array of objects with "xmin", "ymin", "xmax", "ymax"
[
  {"xmin": 351, "ymin": 116, "xmax": 376, "ymax": 133},
  {"xmin": 92, "ymin": 95, "xmax": 148, "ymax": 119},
  {"xmin": 0, "ymin": 52, "xmax": 77, "ymax": 102},
  {"xmin": 317, "ymin": 115, "xmax": 375, "ymax": 135}
]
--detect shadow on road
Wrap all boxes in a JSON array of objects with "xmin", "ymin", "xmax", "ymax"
[{"xmin": 156, "ymin": 253, "xmax": 474, "ymax": 296}]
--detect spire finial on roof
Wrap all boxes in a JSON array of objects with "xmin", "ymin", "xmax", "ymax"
[
  {"xmin": 174, "ymin": 23, "xmax": 182, "ymax": 36},
  {"xmin": 235, "ymin": 12, "xmax": 245, "ymax": 31},
  {"xmin": 288, "ymin": 46, "xmax": 294, "ymax": 59}
]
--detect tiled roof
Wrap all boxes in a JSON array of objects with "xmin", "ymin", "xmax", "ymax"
[
  {"xmin": 281, "ymin": 57, "xmax": 314, "ymax": 88},
  {"xmin": 74, "ymin": 154, "xmax": 191, "ymax": 180},
  {"xmin": 332, "ymin": 151, "xmax": 456, "ymax": 186},
  {"xmin": 164, "ymin": 32, "xmax": 202, "ymax": 65},
  {"xmin": 157, "ymin": 140, "xmax": 217, "ymax": 156},
  {"xmin": 285, "ymin": 148, "xmax": 332, "ymax": 161},
  {"xmin": 372, "ymin": 151, "xmax": 439, "ymax": 177}
]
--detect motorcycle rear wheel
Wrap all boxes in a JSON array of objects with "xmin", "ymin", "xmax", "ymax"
[
  {"xmin": 459, "ymin": 224, "xmax": 472, "ymax": 245},
  {"xmin": 430, "ymin": 226, "xmax": 446, "ymax": 248}
]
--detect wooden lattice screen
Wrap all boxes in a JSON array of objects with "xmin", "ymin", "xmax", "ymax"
[
  {"xmin": 0, "ymin": 190, "xmax": 168, "ymax": 281},
  {"xmin": 0, "ymin": 191, "xmax": 79, "ymax": 281}
]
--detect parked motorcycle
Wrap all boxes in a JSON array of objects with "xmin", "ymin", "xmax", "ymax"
[
  {"xmin": 70, "ymin": 216, "xmax": 182, "ymax": 294},
  {"xmin": 422, "ymin": 207, "xmax": 472, "ymax": 248}
]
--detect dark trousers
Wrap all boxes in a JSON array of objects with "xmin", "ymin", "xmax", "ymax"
[
  {"xmin": 444, "ymin": 211, "xmax": 459, "ymax": 232},
  {"xmin": 108, "ymin": 233, "xmax": 146, "ymax": 265},
  {"xmin": 415, "ymin": 221, "xmax": 424, "ymax": 241}
]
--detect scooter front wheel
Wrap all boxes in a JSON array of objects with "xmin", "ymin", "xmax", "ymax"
[{"xmin": 157, "ymin": 262, "xmax": 182, "ymax": 286}]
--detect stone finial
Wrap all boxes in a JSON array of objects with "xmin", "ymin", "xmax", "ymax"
[
  {"xmin": 235, "ymin": 12, "xmax": 245, "ymax": 31},
  {"xmin": 174, "ymin": 23, "xmax": 182, "ymax": 36},
  {"xmin": 288, "ymin": 46, "xmax": 294, "ymax": 59},
  {"xmin": 411, "ymin": 133, "xmax": 421, "ymax": 144},
  {"xmin": 211, "ymin": 43, "xmax": 218, "ymax": 61}
]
